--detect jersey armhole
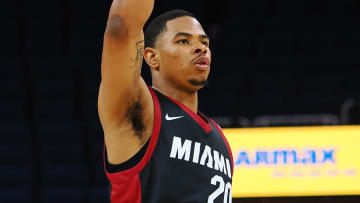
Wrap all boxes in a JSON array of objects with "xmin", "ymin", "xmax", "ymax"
[
  {"xmin": 105, "ymin": 138, "xmax": 150, "ymax": 173},
  {"xmin": 104, "ymin": 86, "xmax": 162, "ymax": 181}
]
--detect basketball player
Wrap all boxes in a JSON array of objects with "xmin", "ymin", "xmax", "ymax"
[{"xmin": 98, "ymin": 0, "xmax": 233, "ymax": 202}]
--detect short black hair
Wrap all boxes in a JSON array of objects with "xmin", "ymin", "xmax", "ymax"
[{"xmin": 144, "ymin": 10, "xmax": 197, "ymax": 48}]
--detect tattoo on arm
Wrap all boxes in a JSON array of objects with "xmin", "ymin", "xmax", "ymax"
[{"xmin": 132, "ymin": 40, "xmax": 144, "ymax": 83}]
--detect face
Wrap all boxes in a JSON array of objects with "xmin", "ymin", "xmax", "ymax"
[{"xmin": 155, "ymin": 16, "xmax": 211, "ymax": 93}]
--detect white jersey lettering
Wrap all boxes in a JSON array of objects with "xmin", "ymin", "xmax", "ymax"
[
  {"xmin": 192, "ymin": 142, "xmax": 201, "ymax": 163},
  {"xmin": 213, "ymin": 150, "xmax": 227, "ymax": 175},
  {"xmin": 226, "ymin": 158, "xmax": 232, "ymax": 179},
  {"xmin": 169, "ymin": 136, "xmax": 231, "ymax": 179},
  {"xmin": 200, "ymin": 145, "xmax": 213, "ymax": 169},
  {"xmin": 170, "ymin": 136, "xmax": 192, "ymax": 161}
]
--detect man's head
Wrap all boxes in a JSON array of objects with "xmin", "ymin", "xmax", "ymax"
[{"xmin": 144, "ymin": 10, "xmax": 211, "ymax": 94}]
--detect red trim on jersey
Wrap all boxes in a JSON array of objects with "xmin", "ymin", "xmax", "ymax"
[
  {"xmin": 103, "ymin": 86, "xmax": 162, "ymax": 202},
  {"xmin": 210, "ymin": 119, "xmax": 234, "ymax": 175},
  {"xmin": 109, "ymin": 174, "xmax": 142, "ymax": 203},
  {"xmin": 166, "ymin": 95, "xmax": 212, "ymax": 133}
]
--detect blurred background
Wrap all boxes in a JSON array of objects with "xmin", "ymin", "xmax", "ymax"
[{"xmin": 2, "ymin": 0, "xmax": 360, "ymax": 202}]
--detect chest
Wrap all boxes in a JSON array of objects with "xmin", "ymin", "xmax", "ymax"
[{"xmin": 154, "ymin": 115, "xmax": 232, "ymax": 181}]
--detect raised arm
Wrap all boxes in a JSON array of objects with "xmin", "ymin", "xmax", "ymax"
[
  {"xmin": 99, "ymin": 0, "xmax": 154, "ymax": 126},
  {"xmin": 98, "ymin": 0, "xmax": 155, "ymax": 163}
]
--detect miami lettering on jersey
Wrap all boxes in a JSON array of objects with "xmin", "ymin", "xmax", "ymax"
[{"xmin": 169, "ymin": 136, "xmax": 232, "ymax": 179}]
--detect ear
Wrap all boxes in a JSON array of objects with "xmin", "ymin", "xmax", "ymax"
[{"xmin": 144, "ymin": 47, "xmax": 160, "ymax": 71}]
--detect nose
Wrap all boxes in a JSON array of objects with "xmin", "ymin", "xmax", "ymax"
[{"xmin": 193, "ymin": 43, "xmax": 208, "ymax": 55}]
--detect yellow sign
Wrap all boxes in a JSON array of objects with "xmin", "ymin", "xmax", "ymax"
[{"xmin": 223, "ymin": 125, "xmax": 360, "ymax": 197}]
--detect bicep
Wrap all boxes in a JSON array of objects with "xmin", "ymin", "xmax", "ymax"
[
  {"xmin": 101, "ymin": 32, "xmax": 144, "ymax": 88},
  {"xmin": 99, "ymin": 22, "xmax": 146, "ymax": 126}
]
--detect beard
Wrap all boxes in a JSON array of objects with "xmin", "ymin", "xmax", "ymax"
[{"xmin": 188, "ymin": 79, "xmax": 209, "ymax": 86}]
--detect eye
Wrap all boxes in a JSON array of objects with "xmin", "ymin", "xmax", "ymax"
[
  {"xmin": 176, "ymin": 39, "xmax": 189, "ymax": 44},
  {"xmin": 202, "ymin": 41, "xmax": 209, "ymax": 46}
]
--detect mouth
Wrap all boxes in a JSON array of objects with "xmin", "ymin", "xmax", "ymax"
[{"xmin": 193, "ymin": 56, "xmax": 210, "ymax": 70}]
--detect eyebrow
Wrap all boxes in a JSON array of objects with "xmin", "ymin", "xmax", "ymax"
[{"xmin": 174, "ymin": 32, "xmax": 209, "ymax": 40}]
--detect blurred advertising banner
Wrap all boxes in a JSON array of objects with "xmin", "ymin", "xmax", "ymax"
[{"xmin": 223, "ymin": 126, "xmax": 360, "ymax": 197}]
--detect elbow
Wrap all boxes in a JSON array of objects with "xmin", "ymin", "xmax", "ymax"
[{"xmin": 105, "ymin": 15, "xmax": 129, "ymax": 40}]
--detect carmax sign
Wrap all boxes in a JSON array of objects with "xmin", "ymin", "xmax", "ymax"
[{"xmin": 223, "ymin": 125, "xmax": 360, "ymax": 197}]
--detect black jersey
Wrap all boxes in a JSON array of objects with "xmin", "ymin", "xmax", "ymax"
[{"xmin": 104, "ymin": 87, "xmax": 233, "ymax": 203}]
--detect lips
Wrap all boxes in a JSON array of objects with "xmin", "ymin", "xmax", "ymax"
[{"xmin": 193, "ymin": 56, "xmax": 210, "ymax": 70}]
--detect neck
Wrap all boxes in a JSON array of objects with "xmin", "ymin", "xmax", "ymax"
[{"xmin": 152, "ymin": 84, "xmax": 198, "ymax": 113}]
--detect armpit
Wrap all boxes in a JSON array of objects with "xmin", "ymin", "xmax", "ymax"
[{"xmin": 125, "ymin": 100, "xmax": 146, "ymax": 139}]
